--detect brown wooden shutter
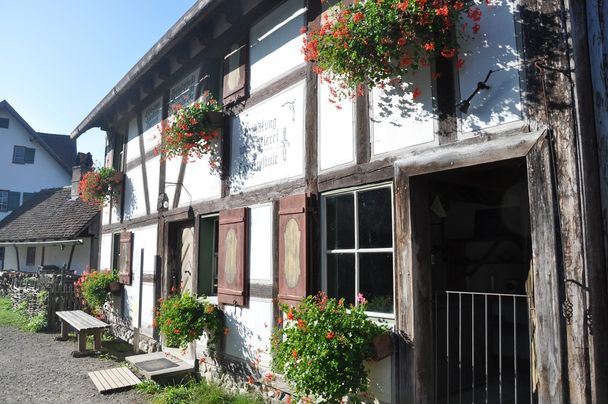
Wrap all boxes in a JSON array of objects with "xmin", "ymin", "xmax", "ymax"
[
  {"xmin": 278, "ymin": 194, "xmax": 309, "ymax": 306},
  {"xmin": 217, "ymin": 208, "xmax": 248, "ymax": 306},
  {"xmin": 222, "ymin": 41, "xmax": 248, "ymax": 105},
  {"xmin": 118, "ymin": 231, "xmax": 133, "ymax": 285}
]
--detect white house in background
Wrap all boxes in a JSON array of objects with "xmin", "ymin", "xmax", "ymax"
[{"xmin": 0, "ymin": 100, "xmax": 76, "ymax": 221}]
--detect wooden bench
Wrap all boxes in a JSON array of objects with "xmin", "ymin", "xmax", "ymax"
[{"xmin": 56, "ymin": 310, "xmax": 109, "ymax": 353}]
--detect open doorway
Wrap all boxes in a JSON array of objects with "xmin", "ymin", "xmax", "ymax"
[{"xmin": 423, "ymin": 159, "xmax": 533, "ymax": 403}]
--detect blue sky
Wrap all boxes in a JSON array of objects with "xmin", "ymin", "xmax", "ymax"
[{"xmin": 0, "ymin": 1, "xmax": 196, "ymax": 166}]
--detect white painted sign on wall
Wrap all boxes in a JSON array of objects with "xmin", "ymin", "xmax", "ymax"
[{"xmin": 229, "ymin": 81, "xmax": 305, "ymax": 191}]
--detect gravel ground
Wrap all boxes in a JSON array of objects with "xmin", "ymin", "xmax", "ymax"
[{"xmin": 0, "ymin": 326, "xmax": 149, "ymax": 404}]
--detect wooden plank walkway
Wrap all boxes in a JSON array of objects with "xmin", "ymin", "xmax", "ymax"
[{"xmin": 88, "ymin": 367, "xmax": 141, "ymax": 393}]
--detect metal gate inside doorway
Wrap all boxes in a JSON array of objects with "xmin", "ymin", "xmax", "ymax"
[{"xmin": 434, "ymin": 291, "xmax": 533, "ymax": 403}]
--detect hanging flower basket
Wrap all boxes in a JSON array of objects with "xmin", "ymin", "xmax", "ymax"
[
  {"xmin": 79, "ymin": 167, "xmax": 122, "ymax": 208},
  {"xmin": 157, "ymin": 96, "xmax": 224, "ymax": 167},
  {"xmin": 303, "ymin": 0, "xmax": 483, "ymax": 101}
]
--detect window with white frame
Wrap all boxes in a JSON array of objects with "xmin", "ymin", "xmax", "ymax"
[
  {"xmin": 0, "ymin": 190, "xmax": 8, "ymax": 212},
  {"xmin": 198, "ymin": 214, "xmax": 219, "ymax": 297},
  {"xmin": 322, "ymin": 184, "xmax": 394, "ymax": 315}
]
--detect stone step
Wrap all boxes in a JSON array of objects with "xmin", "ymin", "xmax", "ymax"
[{"xmin": 125, "ymin": 351, "xmax": 195, "ymax": 383}]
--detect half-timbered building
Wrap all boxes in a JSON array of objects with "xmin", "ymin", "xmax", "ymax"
[{"xmin": 71, "ymin": 1, "xmax": 608, "ymax": 402}]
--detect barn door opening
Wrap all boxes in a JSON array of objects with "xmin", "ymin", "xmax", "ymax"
[
  {"xmin": 422, "ymin": 159, "xmax": 534, "ymax": 403},
  {"xmin": 167, "ymin": 220, "xmax": 195, "ymax": 294}
]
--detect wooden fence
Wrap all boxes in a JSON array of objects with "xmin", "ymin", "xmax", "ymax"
[{"xmin": 0, "ymin": 271, "xmax": 81, "ymax": 330}]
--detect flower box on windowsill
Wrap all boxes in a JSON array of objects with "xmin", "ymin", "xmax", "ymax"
[{"xmin": 371, "ymin": 332, "xmax": 393, "ymax": 361}]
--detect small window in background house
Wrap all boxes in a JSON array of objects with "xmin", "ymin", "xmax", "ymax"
[
  {"xmin": 198, "ymin": 215, "xmax": 219, "ymax": 297},
  {"xmin": 12, "ymin": 146, "xmax": 25, "ymax": 164},
  {"xmin": 0, "ymin": 118, "xmax": 9, "ymax": 129},
  {"xmin": 26, "ymin": 246, "xmax": 36, "ymax": 266},
  {"xmin": 0, "ymin": 191, "xmax": 8, "ymax": 212},
  {"xmin": 0, "ymin": 247, "xmax": 4, "ymax": 270},
  {"xmin": 24, "ymin": 147, "xmax": 35, "ymax": 164}
]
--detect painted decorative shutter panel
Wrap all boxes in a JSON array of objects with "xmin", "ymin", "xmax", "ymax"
[
  {"xmin": 118, "ymin": 231, "xmax": 133, "ymax": 285},
  {"xmin": 222, "ymin": 41, "xmax": 248, "ymax": 105},
  {"xmin": 217, "ymin": 207, "xmax": 248, "ymax": 306},
  {"xmin": 278, "ymin": 194, "xmax": 309, "ymax": 306},
  {"xmin": 7, "ymin": 192, "xmax": 20, "ymax": 210}
]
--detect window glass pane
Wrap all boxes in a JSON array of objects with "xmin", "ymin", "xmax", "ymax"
[
  {"xmin": 26, "ymin": 247, "xmax": 36, "ymax": 266},
  {"xmin": 359, "ymin": 252, "xmax": 394, "ymax": 313},
  {"xmin": 0, "ymin": 191, "xmax": 8, "ymax": 211},
  {"xmin": 326, "ymin": 253, "xmax": 355, "ymax": 306},
  {"xmin": 358, "ymin": 187, "xmax": 392, "ymax": 248},
  {"xmin": 326, "ymin": 194, "xmax": 354, "ymax": 249},
  {"xmin": 13, "ymin": 146, "xmax": 25, "ymax": 164},
  {"xmin": 198, "ymin": 216, "xmax": 219, "ymax": 296}
]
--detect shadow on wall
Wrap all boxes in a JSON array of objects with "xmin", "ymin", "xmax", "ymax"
[
  {"xmin": 223, "ymin": 307, "xmax": 269, "ymax": 379},
  {"xmin": 121, "ymin": 175, "xmax": 138, "ymax": 219}
]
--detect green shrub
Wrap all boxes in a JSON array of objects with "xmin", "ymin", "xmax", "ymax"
[
  {"xmin": 75, "ymin": 270, "xmax": 118, "ymax": 315},
  {"xmin": 155, "ymin": 292, "xmax": 222, "ymax": 349},
  {"xmin": 140, "ymin": 379, "xmax": 264, "ymax": 404},
  {"xmin": 24, "ymin": 312, "xmax": 47, "ymax": 332},
  {"xmin": 271, "ymin": 293, "xmax": 388, "ymax": 402}
]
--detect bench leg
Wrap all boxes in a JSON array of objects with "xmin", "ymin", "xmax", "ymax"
[
  {"xmin": 93, "ymin": 332, "xmax": 102, "ymax": 351},
  {"xmin": 61, "ymin": 321, "xmax": 68, "ymax": 339},
  {"xmin": 77, "ymin": 331, "xmax": 87, "ymax": 352}
]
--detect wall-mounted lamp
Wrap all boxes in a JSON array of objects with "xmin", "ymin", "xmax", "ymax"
[
  {"xmin": 157, "ymin": 192, "xmax": 169, "ymax": 211},
  {"xmin": 456, "ymin": 69, "xmax": 494, "ymax": 114}
]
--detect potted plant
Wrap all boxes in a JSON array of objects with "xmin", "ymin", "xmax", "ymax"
[
  {"xmin": 74, "ymin": 269, "xmax": 118, "ymax": 316},
  {"xmin": 302, "ymin": 0, "xmax": 483, "ymax": 101},
  {"xmin": 79, "ymin": 167, "xmax": 122, "ymax": 207},
  {"xmin": 157, "ymin": 95, "xmax": 224, "ymax": 167},
  {"xmin": 154, "ymin": 292, "xmax": 223, "ymax": 350},
  {"xmin": 271, "ymin": 293, "xmax": 388, "ymax": 402}
]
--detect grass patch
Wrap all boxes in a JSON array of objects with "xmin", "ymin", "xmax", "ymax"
[
  {"xmin": 137, "ymin": 379, "xmax": 265, "ymax": 404},
  {"xmin": 0, "ymin": 297, "xmax": 28, "ymax": 328}
]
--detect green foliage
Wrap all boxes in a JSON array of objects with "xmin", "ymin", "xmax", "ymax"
[
  {"xmin": 303, "ymin": 0, "xmax": 482, "ymax": 101},
  {"xmin": 0, "ymin": 297, "xmax": 27, "ymax": 328},
  {"xmin": 139, "ymin": 379, "xmax": 264, "ymax": 404},
  {"xmin": 24, "ymin": 312, "xmax": 47, "ymax": 332},
  {"xmin": 155, "ymin": 292, "xmax": 222, "ymax": 349},
  {"xmin": 75, "ymin": 270, "xmax": 118, "ymax": 315},
  {"xmin": 37, "ymin": 290, "xmax": 49, "ymax": 306},
  {"xmin": 79, "ymin": 166, "xmax": 122, "ymax": 207},
  {"xmin": 271, "ymin": 293, "xmax": 388, "ymax": 402}
]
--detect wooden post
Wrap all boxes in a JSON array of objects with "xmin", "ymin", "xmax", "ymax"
[
  {"xmin": 93, "ymin": 331, "xmax": 102, "ymax": 351},
  {"xmin": 77, "ymin": 331, "xmax": 87, "ymax": 352}
]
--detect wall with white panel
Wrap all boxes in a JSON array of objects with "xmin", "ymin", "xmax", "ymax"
[
  {"xmin": 99, "ymin": 233, "xmax": 113, "ymax": 270},
  {"xmin": 230, "ymin": 81, "xmax": 305, "ymax": 191},
  {"xmin": 123, "ymin": 166, "xmax": 147, "ymax": 219},
  {"xmin": 126, "ymin": 117, "xmax": 140, "ymax": 163},
  {"xmin": 318, "ymin": 79, "xmax": 355, "ymax": 171},
  {"xmin": 249, "ymin": 0, "xmax": 306, "ymax": 92},
  {"xmin": 458, "ymin": 0, "xmax": 522, "ymax": 134},
  {"xmin": 178, "ymin": 155, "xmax": 222, "ymax": 207},
  {"xmin": 370, "ymin": 67, "xmax": 436, "ymax": 156}
]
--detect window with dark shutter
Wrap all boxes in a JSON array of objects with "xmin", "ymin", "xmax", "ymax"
[
  {"xmin": 7, "ymin": 192, "xmax": 20, "ymax": 211},
  {"xmin": 24, "ymin": 147, "xmax": 35, "ymax": 164},
  {"xmin": 278, "ymin": 194, "xmax": 309, "ymax": 306},
  {"xmin": 222, "ymin": 41, "xmax": 248, "ymax": 105},
  {"xmin": 217, "ymin": 208, "xmax": 248, "ymax": 306},
  {"xmin": 12, "ymin": 146, "xmax": 25, "ymax": 164},
  {"xmin": 118, "ymin": 231, "xmax": 133, "ymax": 285}
]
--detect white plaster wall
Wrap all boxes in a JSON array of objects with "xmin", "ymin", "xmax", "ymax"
[
  {"xmin": 1, "ymin": 239, "xmax": 91, "ymax": 274},
  {"xmin": 164, "ymin": 157, "xmax": 182, "ymax": 209},
  {"xmin": 178, "ymin": 155, "xmax": 221, "ymax": 208},
  {"xmin": 223, "ymin": 298, "xmax": 274, "ymax": 367},
  {"xmin": 249, "ymin": 204, "xmax": 273, "ymax": 283},
  {"xmin": 99, "ymin": 233, "xmax": 113, "ymax": 270},
  {"xmin": 146, "ymin": 156, "xmax": 161, "ymax": 215},
  {"xmin": 366, "ymin": 356, "xmax": 392, "ymax": 403},
  {"xmin": 123, "ymin": 166, "xmax": 147, "ymax": 219},
  {"xmin": 318, "ymin": 79, "xmax": 355, "ymax": 171},
  {"xmin": 370, "ymin": 68, "xmax": 436, "ymax": 157},
  {"xmin": 458, "ymin": 0, "xmax": 522, "ymax": 134},
  {"xmin": 126, "ymin": 117, "xmax": 140, "ymax": 163},
  {"xmin": 249, "ymin": 0, "xmax": 306, "ymax": 92},
  {"xmin": 0, "ymin": 109, "xmax": 71, "ymax": 220},
  {"xmin": 122, "ymin": 225, "xmax": 157, "ymax": 330},
  {"xmin": 229, "ymin": 81, "xmax": 305, "ymax": 191}
]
